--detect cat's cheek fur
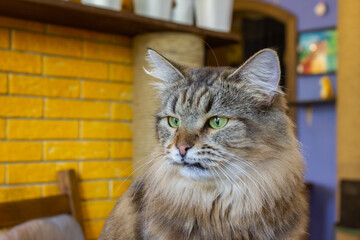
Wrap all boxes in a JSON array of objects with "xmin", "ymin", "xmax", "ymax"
[
  {"xmin": 156, "ymin": 119, "xmax": 175, "ymax": 147},
  {"xmin": 212, "ymin": 122, "xmax": 249, "ymax": 149}
]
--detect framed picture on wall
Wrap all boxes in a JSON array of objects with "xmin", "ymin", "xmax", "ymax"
[{"xmin": 297, "ymin": 28, "xmax": 337, "ymax": 75}]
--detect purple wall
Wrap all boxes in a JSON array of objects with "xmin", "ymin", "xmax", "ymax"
[
  {"xmin": 248, "ymin": 0, "xmax": 338, "ymax": 239},
  {"xmin": 260, "ymin": 0, "xmax": 337, "ymax": 31},
  {"xmin": 298, "ymin": 104, "xmax": 336, "ymax": 240}
]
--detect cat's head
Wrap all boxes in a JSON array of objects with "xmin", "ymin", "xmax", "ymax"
[{"xmin": 146, "ymin": 48, "xmax": 292, "ymax": 182}]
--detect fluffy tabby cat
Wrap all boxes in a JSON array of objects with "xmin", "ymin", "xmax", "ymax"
[{"xmin": 99, "ymin": 48, "xmax": 308, "ymax": 240}]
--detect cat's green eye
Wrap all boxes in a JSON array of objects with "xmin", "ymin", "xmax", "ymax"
[
  {"xmin": 209, "ymin": 117, "xmax": 228, "ymax": 129},
  {"xmin": 168, "ymin": 117, "xmax": 180, "ymax": 128}
]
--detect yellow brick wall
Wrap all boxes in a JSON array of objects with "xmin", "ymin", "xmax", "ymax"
[{"xmin": 0, "ymin": 16, "xmax": 133, "ymax": 240}]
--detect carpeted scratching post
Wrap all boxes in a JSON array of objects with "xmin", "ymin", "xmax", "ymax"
[{"xmin": 133, "ymin": 32, "xmax": 204, "ymax": 177}]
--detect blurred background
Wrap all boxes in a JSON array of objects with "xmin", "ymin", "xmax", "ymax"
[{"xmin": 0, "ymin": 0, "xmax": 358, "ymax": 240}]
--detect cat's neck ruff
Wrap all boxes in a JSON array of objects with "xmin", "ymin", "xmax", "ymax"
[
  {"xmin": 144, "ymin": 152, "xmax": 301, "ymax": 219},
  {"xmin": 138, "ymin": 153, "xmax": 303, "ymax": 239}
]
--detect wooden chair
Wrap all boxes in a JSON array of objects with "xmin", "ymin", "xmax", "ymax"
[{"xmin": 0, "ymin": 170, "xmax": 83, "ymax": 230}]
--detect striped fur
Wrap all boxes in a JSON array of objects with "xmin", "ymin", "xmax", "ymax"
[{"xmin": 99, "ymin": 49, "xmax": 308, "ymax": 240}]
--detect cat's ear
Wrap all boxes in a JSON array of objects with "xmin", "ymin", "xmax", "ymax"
[
  {"xmin": 227, "ymin": 49, "xmax": 282, "ymax": 100},
  {"xmin": 144, "ymin": 48, "xmax": 185, "ymax": 85}
]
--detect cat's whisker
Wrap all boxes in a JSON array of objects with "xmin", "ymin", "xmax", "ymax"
[
  {"xmin": 226, "ymin": 159, "xmax": 274, "ymax": 205},
  {"xmin": 208, "ymin": 166, "xmax": 234, "ymax": 232},
  {"xmin": 231, "ymin": 159, "xmax": 273, "ymax": 197},
  {"xmin": 211, "ymin": 166, "xmax": 240, "ymax": 220},
  {"xmin": 212, "ymin": 155, "xmax": 273, "ymax": 218},
  {"xmin": 216, "ymin": 164, "xmax": 271, "ymax": 234},
  {"xmin": 219, "ymin": 151, "xmax": 272, "ymax": 192},
  {"xmin": 131, "ymin": 156, "xmax": 165, "ymax": 201},
  {"xmin": 210, "ymin": 166, "xmax": 226, "ymax": 191},
  {"xmin": 216, "ymin": 164, "xmax": 271, "ymax": 236},
  {"xmin": 132, "ymin": 152, "xmax": 165, "ymax": 175},
  {"xmin": 218, "ymin": 157, "xmax": 280, "ymax": 236},
  {"xmin": 144, "ymin": 161, "xmax": 169, "ymax": 228},
  {"xmin": 220, "ymin": 162, "xmax": 272, "ymax": 214},
  {"xmin": 116, "ymin": 152, "xmax": 165, "ymax": 192},
  {"xmin": 209, "ymin": 166, "xmax": 222, "ymax": 189},
  {"xmin": 215, "ymin": 164, "xmax": 258, "ymax": 213},
  {"xmin": 136, "ymin": 160, "xmax": 168, "ymax": 219},
  {"xmin": 217, "ymin": 156, "xmax": 272, "ymax": 206},
  {"xmin": 213, "ymin": 152, "xmax": 267, "ymax": 190}
]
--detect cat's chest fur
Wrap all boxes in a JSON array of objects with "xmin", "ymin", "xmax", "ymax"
[{"xmin": 132, "ymin": 175, "xmax": 304, "ymax": 240}]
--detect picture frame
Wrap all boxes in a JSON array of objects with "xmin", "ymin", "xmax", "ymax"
[{"xmin": 297, "ymin": 28, "xmax": 337, "ymax": 75}]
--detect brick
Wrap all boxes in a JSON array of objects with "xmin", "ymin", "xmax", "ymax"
[
  {"xmin": 45, "ymin": 99, "xmax": 110, "ymax": 119},
  {"xmin": 43, "ymin": 184, "xmax": 59, "ymax": 197},
  {"xmin": 111, "ymin": 180, "xmax": 132, "ymax": 198},
  {"xmin": 13, "ymin": 30, "xmax": 82, "ymax": 57},
  {"xmin": 0, "ymin": 119, "xmax": 4, "ymax": 139},
  {"xmin": 56, "ymin": 162, "xmax": 79, "ymax": 173},
  {"xmin": 83, "ymin": 220, "xmax": 105, "ymax": 240},
  {"xmin": 112, "ymin": 103, "xmax": 132, "ymax": 120},
  {"xmin": 8, "ymin": 163, "xmax": 57, "ymax": 183},
  {"xmin": 79, "ymin": 181, "xmax": 109, "ymax": 200},
  {"xmin": 0, "ymin": 16, "xmax": 45, "ymax": 32},
  {"xmin": 109, "ymin": 64, "xmax": 133, "ymax": 82},
  {"xmin": 0, "ymin": 50, "xmax": 42, "ymax": 74},
  {"xmin": 111, "ymin": 142, "xmax": 133, "ymax": 159},
  {"xmin": 82, "ymin": 121, "xmax": 132, "ymax": 140},
  {"xmin": 44, "ymin": 57, "xmax": 108, "ymax": 80},
  {"xmin": 47, "ymin": 24, "xmax": 113, "ymax": 42},
  {"xmin": 84, "ymin": 41, "xmax": 132, "ymax": 63},
  {"xmin": 0, "ymin": 73, "xmax": 7, "ymax": 94},
  {"xmin": 0, "ymin": 142, "xmax": 42, "ymax": 162},
  {"xmin": 9, "ymin": 75, "xmax": 80, "ymax": 98},
  {"xmin": 83, "ymin": 81, "xmax": 133, "ymax": 101},
  {"xmin": 0, "ymin": 186, "xmax": 42, "ymax": 203},
  {"xmin": 0, "ymin": 28, "xmax": 9, "ymax": 48},
  {"xmin": 8, "ymin": 120, "xmax": 79, "ymax": 140},
  {"xmin": 82, "ymin": 200, "xmax": 116, "ymax": 220},
  {"xmin": 6, "ymin": 162, "xmax": 77, "ymax": 184},
  {"xmin": 45, "ymin": 141, "xmax": 109, "ymax": 160},
  {"xmin": 0, "ymin": 165, "xmax": 4, "ymax": 184},
  {"xmin": 81, "ymin": 161, "xmax": 133, "ymax": 180},
  {"xmin": 0, "ymin": 96, "xmax": 43, "ymax": 117}
]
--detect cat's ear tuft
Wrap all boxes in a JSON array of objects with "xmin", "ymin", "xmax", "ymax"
[
  {"xmin": 144, "ymin": 48, "xmax": 185, "ymax": 86},
  {"xmin": 227, "ymin": 49, "xmax": 282, "ymax": 100}
]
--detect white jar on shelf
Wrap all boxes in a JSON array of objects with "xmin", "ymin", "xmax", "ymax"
[
  {"xmin": 195, "ymin": 0, "xmax": 234, "ymax": 32},
  {"xmin": 81, "ymin": 0, "xmax": 122, "ymax": 11},
  {"xmin": 134, "ymin": 0, "xmax": 173, "ymax": 21},
  {"xmin": 171, "ymin": 0, "xmax": 194, "ymax": 25}
]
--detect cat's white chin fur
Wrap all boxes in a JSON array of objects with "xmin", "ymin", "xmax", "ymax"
[{"xmin": 180, "ymin": 166, "xmax": 213, "ymax": 181}]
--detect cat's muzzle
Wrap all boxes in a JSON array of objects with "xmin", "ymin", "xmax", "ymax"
[{"xmin": 182, "ymin": 160, "xmax": 207, "ymax": 170}]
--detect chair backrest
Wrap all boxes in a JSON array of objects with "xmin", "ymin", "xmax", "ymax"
[{"xmin": 0, "ymin": 170, "xmax": 83, "ymax": 230}]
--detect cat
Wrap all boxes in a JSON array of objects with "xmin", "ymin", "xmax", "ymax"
[{"xmin": 98, "ymin": 48, "xmax": 308, "ymax": 240}]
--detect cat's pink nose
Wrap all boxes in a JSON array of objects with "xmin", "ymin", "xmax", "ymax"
[{"xmin": 176, "ymin": 143, "xmax": 192, "ymax": 157}]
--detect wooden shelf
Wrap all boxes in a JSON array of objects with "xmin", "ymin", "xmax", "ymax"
[
  {"xmin": 289, "ymin": 98, "xmax": 336, "ymax": 106},
  {"xmin": 0, "ymin": 0, "xmax": 241, "ymax": 47}
]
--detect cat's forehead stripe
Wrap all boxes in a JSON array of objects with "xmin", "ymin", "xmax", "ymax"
[
  {"xmin": 204, "ymin": 95, "xmax": 214, "ymax": 114},
  {"xmin": 162, "ymin": 68, "xmax": 231, "ymax": 116},
  {"xmin": 194, "ymin": 87, "xmax": 207, "ymax": 105},
  {"xmin": 171, "ymin": 95, "xmax": 178, "ymax": 113},
  {"xmin": 181, "ymin": 87, "xmax": 189, "ymax": 105},
  {"xmin": 165, "ymin": 85, "xmax": 214, "ymax": 116}
]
